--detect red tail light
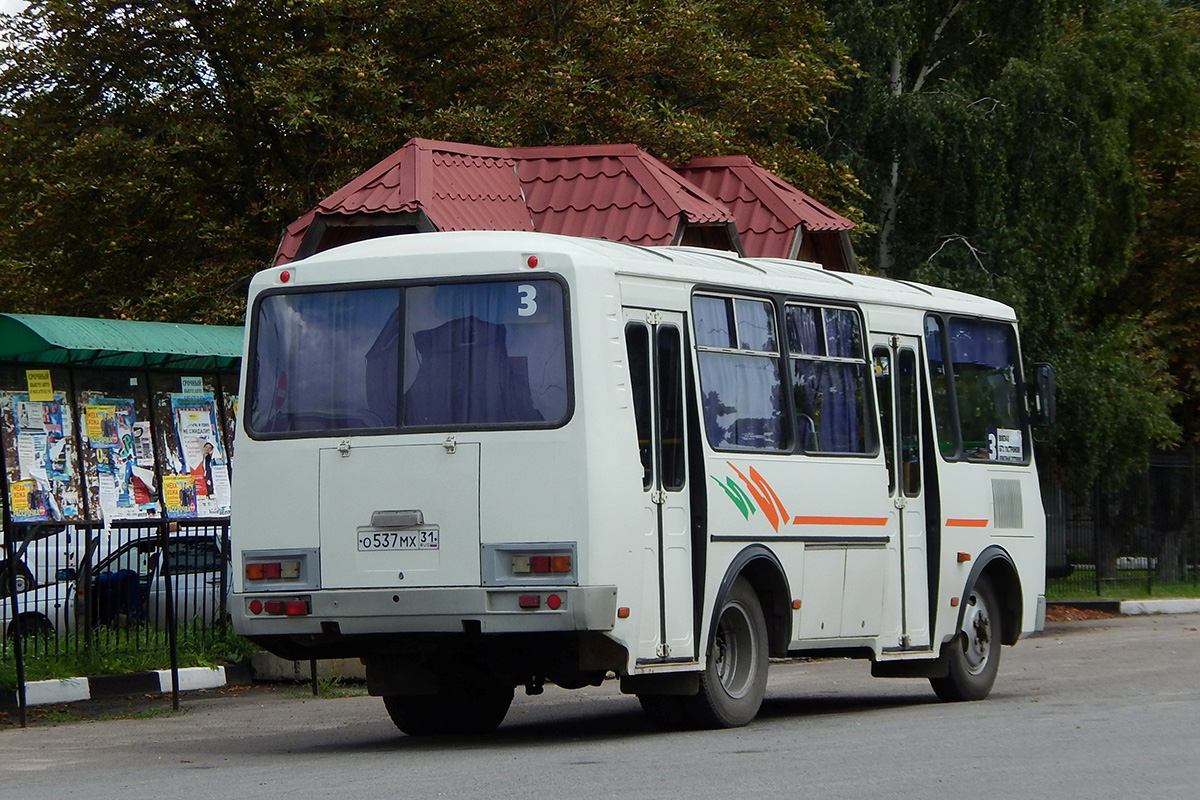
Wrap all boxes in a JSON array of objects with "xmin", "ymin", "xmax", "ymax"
[{"xmin": 251, "ymin": 597, "xmax": 310, "ymax": 616}]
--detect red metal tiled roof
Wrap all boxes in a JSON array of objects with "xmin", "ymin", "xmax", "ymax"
[
  {"xmin": 510, "ymin": 145, "xmax": 732, "ymax": 246},
  {"xmin": 274, "ymin": 140, "xmax": 854, "ymax": 266},
  {"xmin": 274, "ymin": 139, "xmax": 533, "ymax": 265},
  {"xmin": 678, "ymin": 156, "xmax": 853, "ymax": 259}
]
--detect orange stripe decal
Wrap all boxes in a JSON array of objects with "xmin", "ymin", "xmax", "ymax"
[
  {"xmin": 792, "ymin": 516, "xmax": 889, "ymax": 526},
  {"xmin": 727, "ymin": 462, "xmax": 780, "ymax": 532},
  {"xmin": 945, "ymin": 518, "xmax": 989, "ymax": 528},
  {"xmin": 749, "ymin": 466, "xmax": 790, "ymax": 522}
]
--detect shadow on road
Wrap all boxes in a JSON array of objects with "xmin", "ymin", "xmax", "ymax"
[{"xmin": 282, "ymin": 687, "xmax": 946, "ymax": 756}]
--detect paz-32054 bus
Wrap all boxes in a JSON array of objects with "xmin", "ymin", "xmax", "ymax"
[{"xmin": 231, "ymin": 231, "xmax": 1053, "ymax": 735}]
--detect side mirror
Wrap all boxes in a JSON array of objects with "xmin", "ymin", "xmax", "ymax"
[
  {"xmin": 1028, "ymin": 362, "xmax": 1056, "ymax": 426},
  {"xmin": 56, "ymin": 567, "xmax": 78, "ymax": 582}
]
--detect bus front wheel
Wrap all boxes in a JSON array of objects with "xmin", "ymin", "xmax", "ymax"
[
  {"xmin": 930, "ymin": 575, "xmax": 1001, "ymax": 702},
  {"xmin": 682, "ymin": 577, "xmax": 768, "ymax": 728}
]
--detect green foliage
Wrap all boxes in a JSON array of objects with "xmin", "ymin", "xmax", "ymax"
[
  {"xmin": 823, "ymin": 0, "xmax": 1200, "ymax": 490},
  {"xmin": 0, "ymin": 0, "xmax": 856, "ymax": 324},
  {"xmin": 0, "ymin": 625, "xmax": 258, "ymax": 690},
  {"xmin": 3, "ymin": 0, "xmax": 1200, "ymax": 496}
]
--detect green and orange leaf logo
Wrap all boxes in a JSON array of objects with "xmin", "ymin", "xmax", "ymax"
[{"xmin": 711, "ymin": 462, "xmax": 791, "ymax": 532}]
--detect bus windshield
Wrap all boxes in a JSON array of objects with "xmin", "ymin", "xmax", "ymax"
[{"xmin": 248, "ymin": 279, "xmax": 570, "ymax": 435}]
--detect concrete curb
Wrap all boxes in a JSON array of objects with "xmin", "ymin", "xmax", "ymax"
[
  {"xmin": 2, "ymin": 664, "xmax": 253, "ymax": 709},
  {"xmin": 1118, "ymin": 598, "xmax": 1200, "ymax": 615}
]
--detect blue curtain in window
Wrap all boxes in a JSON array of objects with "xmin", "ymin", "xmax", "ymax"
[
  {"xmin": 948, "ymin": 319, "xmax": 1011, "ymax": 368},
  {"xmin": 403, "ymin": 315, "xmax": 542, "ymax": 425},
  {"xmin": 786, "ymin": 306, "xmax": 821, "ymax": 354}
]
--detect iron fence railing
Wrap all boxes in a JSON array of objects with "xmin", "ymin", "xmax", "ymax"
[
  {"xmin": 1045, "ymin": 449, "xmax": 1200, "ymax": 597},
  {"xmin": 2, "ymin": 518, "xmax": 231, "ymax": 722}
]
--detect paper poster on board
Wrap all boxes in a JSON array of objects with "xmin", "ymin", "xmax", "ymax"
[
  {"xmin": 162, "ymin": 474, "xmax": 197, "ymax": 518},
  {"xmin": 169, "ymin": 393, "xmax": 231, "ymax": 516},
  {"xmin": 86, "ymin": 398, "xmax": 157, "ymax": 521},
  {"xmin": 85, "ymin": 405, "xmax": 119, "ymax": 449},
  {"xmin": 8, "ymin": 479, "xmax": 46, "ymax": 521},
  {"xmin": 6, "ymin": 394, "xmax": 80, "ymax": 521}
]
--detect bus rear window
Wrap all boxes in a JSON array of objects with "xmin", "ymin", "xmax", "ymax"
[{"xmin": 249, "ymin": 279, "xmax": 569, "ymax": 435}]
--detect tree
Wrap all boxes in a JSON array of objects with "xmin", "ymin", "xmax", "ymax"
[
  {"xmin": 0, "ymin": 0, "xmax": 855, "ymax": 324},
  {"xmin": 821, "ymin": 0, "xmax": 1200, "ymax": 491}
]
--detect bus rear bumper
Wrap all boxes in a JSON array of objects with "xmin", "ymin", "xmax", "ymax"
[{"xmin": 231, "ymin": 585, "xmax": 619, "ymax": 637}]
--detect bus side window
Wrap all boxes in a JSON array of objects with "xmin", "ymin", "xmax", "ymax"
[
  {"xmin": 873, "ymin": 347, "xmax": 895, "ymax": 494},
  {"xmin": 785, "ymin": 304, "xmax": 873, "ymax": 455},
  {"xmin": 692, "ymin": 295, "xmax": 786, "ymax": 452},
  {"xmin": 626, "ymin": 322, "xmax": 653, "ymax": 489}
]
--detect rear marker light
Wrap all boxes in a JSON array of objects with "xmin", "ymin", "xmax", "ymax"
[
  {"xmin": 617, "ymin": 607, "xmax": 630, "ymax": 619},
  {"xmin": 246, "ymin": 560, "xmax": 301, "ymax": 581},
  {"xmin": 546, "ymin": 594, "xmax": 562, "ymax": 610},
  {"xmin": 249, "ymin": 600, "xmax": 263, "ymax": 615},
  {"xmin": 957, "ymin": 552, "xmax": 972, "ymax": 563},
  {"xmin": 950, "ymin": 597, "xmax": 960, "ymax": 607},
  {"xmin": 512, "ymin": 554, "xmax": 572, "ymax": 575}
]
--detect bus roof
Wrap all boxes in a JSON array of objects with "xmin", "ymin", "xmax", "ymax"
[{"xmin": 270, "ymin": 230, "xmax": 1016, "ymax": 321}]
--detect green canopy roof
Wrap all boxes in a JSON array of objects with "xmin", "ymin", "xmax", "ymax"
[{"xmin": 0, "ymin": 313, "xmax": 244, "ymax": 371}]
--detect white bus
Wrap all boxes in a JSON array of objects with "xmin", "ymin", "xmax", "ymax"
[{"xmin": 231, "ymin": 231, "xmax": 1053, "ymax": 735}]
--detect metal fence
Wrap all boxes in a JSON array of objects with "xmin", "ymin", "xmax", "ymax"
[
  {"xmin": 1046, "ymin": 448, "xmax": 1200, "ymax": 597},
  {"xmin": 2, "ymin": 518, "xmax": 231, "ymax": 722}
]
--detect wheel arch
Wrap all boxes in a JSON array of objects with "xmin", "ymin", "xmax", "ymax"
[
  {"xmin": 712, "ymin": 545, "xmax": 791, "ymax": 658},
  {"xmin": 960, "ymin": 545, "xmax": 1022, "ymax": 646}
]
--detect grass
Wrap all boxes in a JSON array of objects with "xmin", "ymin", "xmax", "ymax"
[
  {"xmin": 285, "ymin": 675, "xmax": 367, "ymax": 700},
  {"xmin": 1047, "ymin": 568, "xmax": 1200, "ymax": 601},
  {"xmin": 0, "ymin": 625, "xmax": 258, "ymax": 691}
]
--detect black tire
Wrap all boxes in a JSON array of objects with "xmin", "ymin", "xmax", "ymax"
[
  {"xmin": 0, "ymin": 560, "xmax": 35, "ymax": 597},
  {"xmin": 7, "ymin": 613, "xmax": 54, "ymax": 639},
  {"xmin": 637, "ymin": 693, "xmax": 690, "ymax": 731},
  {"xmin": 930, "ymin": 575, "xmax": 1001, "ymax": 702},
  {"xmin": 383, "ymin": 677, "xmax": 514, "ymax": 736},
  {"xmin": 681, "ymin": 577, "xmax": 769, "ymax": 728}
]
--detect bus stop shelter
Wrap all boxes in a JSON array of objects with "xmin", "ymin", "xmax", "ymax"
[{"xmin": 0, "ymin": 312, "xmax": 244, "ymax": 585}]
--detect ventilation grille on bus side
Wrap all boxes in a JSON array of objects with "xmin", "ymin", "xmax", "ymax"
[{"xmin": 992, "ymin": 479, "xmax": 1024, "ymax": 529}]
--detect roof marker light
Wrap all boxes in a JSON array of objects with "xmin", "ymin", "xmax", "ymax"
[
  {"xmin": 279, "ymin": 269, "xmax": 291, "ymax": 283},
  {"xmin": 526, "ymin": 255, "xmax": 539, "ymax": 269}
]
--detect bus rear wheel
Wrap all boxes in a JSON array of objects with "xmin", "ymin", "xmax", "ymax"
[
  {"xmin": 681, "ymin": 577, "xmax": 768, "ymax": 728},
  {"xmin": 930, "ymin": 575, "xmax": 1001, "ymax": 702},
  {"xmin": 382, "ymin": 676, "xmax": 513, "ymax": 736}
]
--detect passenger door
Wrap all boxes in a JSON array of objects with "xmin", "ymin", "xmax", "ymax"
[
  {"xmin": 624, "ymin": 310, "xmax": 696, "ymax": 662},
  {"xmin": 873, "ymin": 335, "xmax": 932, "ymax": 649}
]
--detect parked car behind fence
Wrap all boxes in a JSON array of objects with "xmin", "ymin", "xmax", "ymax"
[{"xmin": 2, "ymin": 520, "xmax": 230, "ymax": 660}]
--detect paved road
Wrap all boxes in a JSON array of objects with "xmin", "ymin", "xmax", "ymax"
[{"xmin": 3, "ymin": 614, "xmax": 1200, "ymax": 799}]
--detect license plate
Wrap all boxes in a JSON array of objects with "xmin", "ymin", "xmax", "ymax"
[{"xmin": 357, "ymin": 528, "xmax": 440, "ymax": 551}]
